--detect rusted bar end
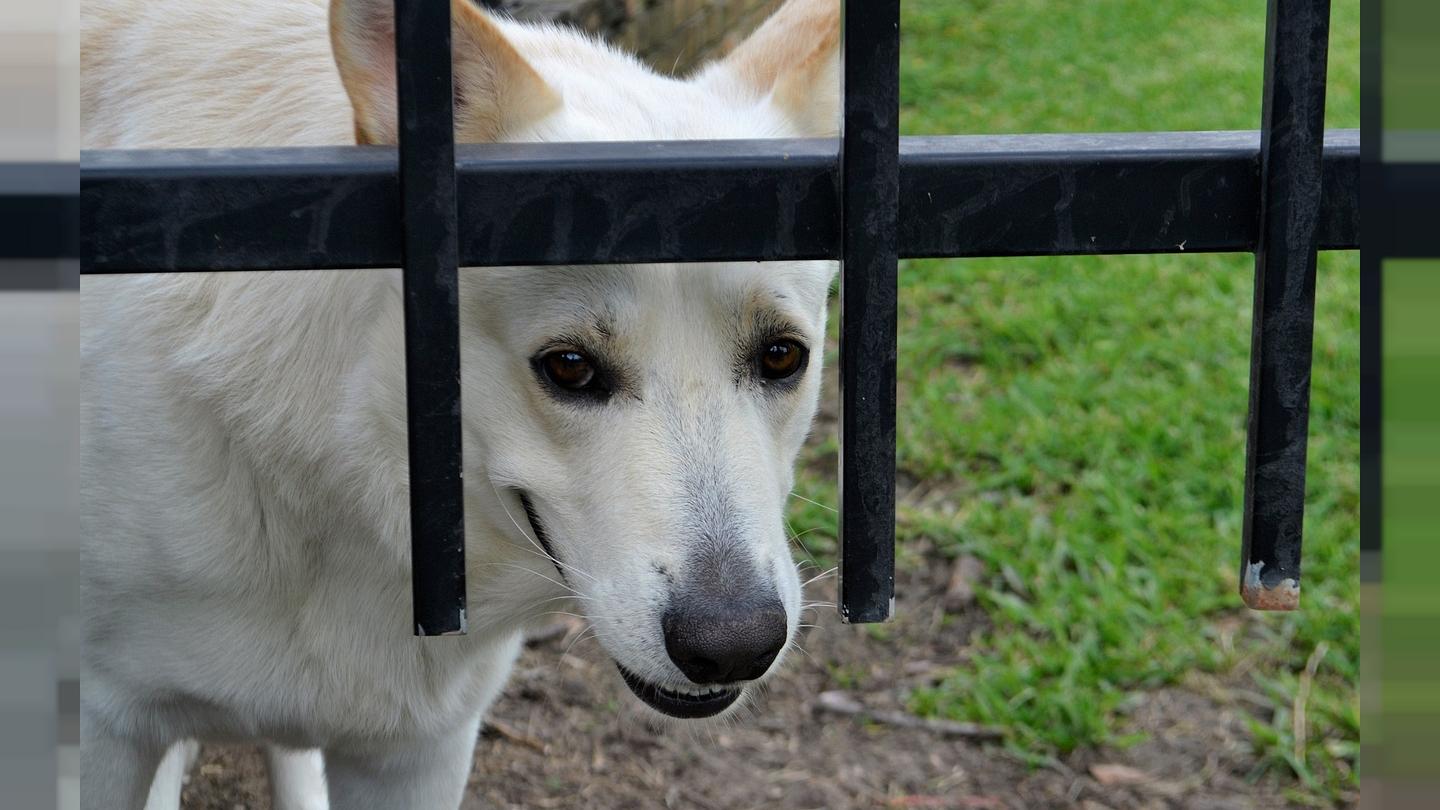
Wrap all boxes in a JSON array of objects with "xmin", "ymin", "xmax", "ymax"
[
  {"xmin": 415, "ymin": 607, "xmax": 468, "ymax": 637},
  {"xmin": 1241, "ymin": 561, "xmax": 1300, "ymax": 611},
  {"xmin": 839, "ymin": 597, "xmax": 896, "ymax": 625}
]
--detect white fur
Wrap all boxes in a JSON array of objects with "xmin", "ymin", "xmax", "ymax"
[{"xmin": 81, "ymin": 1, "xmax": 838, "ymax": 808}]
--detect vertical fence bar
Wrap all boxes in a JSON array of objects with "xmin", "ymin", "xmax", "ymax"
[
  {"xmin": 837, "ymin": 0, "xmax": 900, "ymax": 623},
  {"xmin": 1240, "ymin": 0, "xmax": 1332, "ymax": 611},
  {"xmin": 395, "ymin": 0, "xmax": 467, "ymax": 635}
]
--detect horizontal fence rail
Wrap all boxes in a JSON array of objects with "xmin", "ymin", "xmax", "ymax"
[{"xmin": 80, "ymin": 130, "xmax": 1360, "ymax": 274}]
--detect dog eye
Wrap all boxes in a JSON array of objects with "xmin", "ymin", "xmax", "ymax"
[
  {"xmin": 540, "ymin": 350, "xmax": 597, "ymax": 390},
  {"xmin": 758, "ymin": 339, "xmax": 807, "ymax": 380}
]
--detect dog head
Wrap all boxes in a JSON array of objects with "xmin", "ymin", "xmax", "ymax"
[{"xmin": 331, "ymin": 0, "xmax": 839, "ymax": 718}]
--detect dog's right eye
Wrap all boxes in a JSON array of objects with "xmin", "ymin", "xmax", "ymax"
[{"xmin": 539, "ymin": 350, "xmax": 599, "ymax": 392}]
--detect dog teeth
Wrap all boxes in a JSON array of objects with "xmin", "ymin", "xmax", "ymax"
[
  {"xmin": 660, "ymin": 683, "xmax": 733, "ymax": 700},
  {"xmin": 615, "ymin": 664, "xmax": 738, "ymax": 705}
]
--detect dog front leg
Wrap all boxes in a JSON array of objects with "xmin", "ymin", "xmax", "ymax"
[
  {"xmin": 267, "ymin": 746, "xmax": 329, "ymax": 810},
  {"xmin": 322, "ymin": 713, "xmax": 482, "ymax": 810},
  {"xmin": 142, "ymin": 740, "xmax": 199, "ymax": 810}
]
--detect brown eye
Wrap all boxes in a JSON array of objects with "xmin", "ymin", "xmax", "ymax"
[
  {"xmin": 759, "ymin": 340, "xmax": 806, "ymax": 380},
  {"xmin": 542, "ymin": 350, "xmax": 596, "ymax": 390}
]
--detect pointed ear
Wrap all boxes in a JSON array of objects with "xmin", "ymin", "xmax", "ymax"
[
  {"xmin": 713, "ymin": 0, "xmax": 840, "ymax": 136},
  {"xmin": 330, "ymin": 0, "xmax": 560, "ymax": 145}
]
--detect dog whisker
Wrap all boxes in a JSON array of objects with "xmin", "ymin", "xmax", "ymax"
[
  {"xmin": 788, "ymin": 524, "xmax": 828, "ymax": 541},
  {"xmin": 482, "ymin": 561, "xmax": 584, "ymax": 597},
  {"xmin": 534, "ymin": 610, "xmax": 622, "ymax": 624},
  {"xmin": 515, "ymin": 542, "xmax": 600, "ymax": 584},
  {"xmin": 783, "ymin": 637, "xmax": 815, "ymax": 662},
  {"xmin": 783, "ymin": 518, "xmax": 820, "ymax": 567},
  {"xmin": 525, "ymin": 592, "xmax": 597, "ymax": 606},
  {"xmin": 488, "ymin": 482, "xmax": 599, "ymax": 584},
  {"xmin": 559, "ymin": 625, "xmax": 600, "ymax": 662},
  {"xmin": 801, "ymin": 566, "xmax": 838, "ymax": 588},
  {"xmin": 788, "ymin": 491, "xmax": 838, "ymax": 514}
]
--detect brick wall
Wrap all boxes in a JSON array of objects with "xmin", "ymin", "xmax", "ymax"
[{"xmin": 490, "ymin": 0, "xmax": 783, "ymax": 75}]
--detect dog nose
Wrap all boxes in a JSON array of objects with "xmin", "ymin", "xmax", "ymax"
[{"xmin": 662, "ymin": 597, "xmax": 787, "ymax": 684}]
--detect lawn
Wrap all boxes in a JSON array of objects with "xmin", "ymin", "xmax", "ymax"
[{"xmin": 787, "ymin": 0, "xmax": 1360, "ymax": 803}]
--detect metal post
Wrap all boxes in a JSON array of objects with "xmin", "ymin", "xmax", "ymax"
[
  {"xmin": 837, "ymin": 0, "xmax": 900, "ymax": 623},
  {"xmin": 395, "ymin": 0, "xmax": 467, "ymax": 635},
  {"xmin": 1240, "ymin": 0, "xmax": 1332, "ymax": 611}
]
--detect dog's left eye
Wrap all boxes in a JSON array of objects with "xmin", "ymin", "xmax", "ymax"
[
  {"xmin": 758, "ymin": 339, "xmax": 807, "ymax": 380},
  {"xmin": 539, "ymin": 350, "xmax": 599, "ymax": 391}
]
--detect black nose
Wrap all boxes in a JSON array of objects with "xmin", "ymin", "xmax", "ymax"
[{"xmin": 662, "ymin": 596, "xmax": 787, "ymax": 684}]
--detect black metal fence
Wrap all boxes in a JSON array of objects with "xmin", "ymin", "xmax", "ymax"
[{"xmin": 9, "ymin": 0, "xmax": 1368, "ymax": 632}]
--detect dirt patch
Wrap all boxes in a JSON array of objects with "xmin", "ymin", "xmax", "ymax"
[{"xmin": 178, "ymin": 556, "xmax": 1316, "ymax": 809}]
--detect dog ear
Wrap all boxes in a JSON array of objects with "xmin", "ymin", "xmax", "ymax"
[
  {"xmin": 330, "ymin": 0, "xmax": 561, "ymax": 145},
  {"xmin": 711, "ymin": 0, "xmax": 840, "ymax": 137}
]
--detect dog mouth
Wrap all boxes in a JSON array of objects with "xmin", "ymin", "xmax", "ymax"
[
  {"xmin": 515, "ymin": 490, "xmax": 744, "ymax": 719},
  {"xmin": 615, "ymin": 665, "xmax": 743, "ymax": 719}
]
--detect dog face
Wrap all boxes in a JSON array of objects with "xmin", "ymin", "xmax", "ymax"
[
  {"xmin": 332, "ymin": 0, "xmax": 839, "ymax": 718},
  {"xmin": 463, "ymin": 260, "xmax": 833, "ymax": 718}
]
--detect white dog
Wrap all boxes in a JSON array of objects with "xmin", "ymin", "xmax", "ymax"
[{"xmin": 80, "ymin": 0, "xmax": 839, "ymax": 807}]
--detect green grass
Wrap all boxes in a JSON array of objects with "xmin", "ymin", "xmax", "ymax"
[{"xmin": 788, "ymin": 0, "xmax": 1359, "ymax": 802}]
